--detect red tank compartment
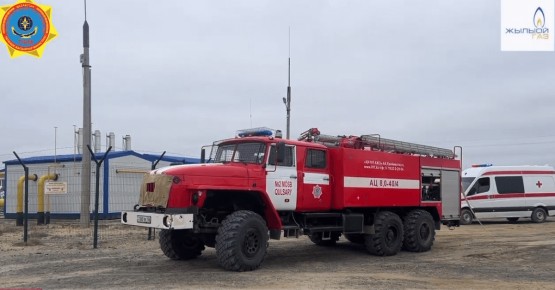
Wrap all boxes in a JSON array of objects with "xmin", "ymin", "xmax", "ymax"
[{"xmin": 330, "ymin": 148, "xmax": 422, "ymax": 209}]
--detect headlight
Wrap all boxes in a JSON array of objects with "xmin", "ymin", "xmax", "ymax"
[{"xmin": 163, "ymin": 215, "xmax": 173, "ymax": 227}]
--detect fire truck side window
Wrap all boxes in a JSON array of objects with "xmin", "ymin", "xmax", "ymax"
[
  {"xmin": 268, "ymin": 145, "xmax": 294, "ymax": 167},
  {"xmin": 305, "ymin": 149, "xmax": 326, "ymax": 169}
]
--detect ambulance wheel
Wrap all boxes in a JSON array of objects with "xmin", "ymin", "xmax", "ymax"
[
  {"xmin": 215, "ymin": 210, "xmax": 268, "ymax": 272},
  {"xmin": 460, "ymin": 209, "xmax": 473, "ymax": 225},
  {"xmin": 344, "ymin": 234, "xmax": 365, "ymax": 244},
  {"xmin": 365, "ymin": 211, "xmax": 403, "ymax": 256},
  {"xmin": 506, "ymin": 217, "xmax": 519, "ymax": 223},
  {"xmin": 309, "ymin": 232, "xmax": 341, "ymax": 246},
  {"xmin": 159, "ymin": 229, "xmax": 205, "ymax": 260},
  {"xmin": 531, "ymin": 208, "xmax": 547, "ymax": 223},
  {"xmin": 402, "ymin": 209, "xmax": 435, "ymax": 253}
]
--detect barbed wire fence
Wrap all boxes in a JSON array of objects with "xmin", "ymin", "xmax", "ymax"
[{"xmin": 0, "ymin": 151, "xmax": 175, "ymax": 249}]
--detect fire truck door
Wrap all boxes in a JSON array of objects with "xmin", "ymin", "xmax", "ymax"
[
  {"xmin": 299, "ymin": 148, "xmax": 331, "ymax": 210},
  {"xmin": 266, "ymin": 145, "xmax": 297, "ymax": 211}
]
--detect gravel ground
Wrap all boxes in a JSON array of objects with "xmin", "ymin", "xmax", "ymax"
[{"xmin": 1, "ymin": 217, "xmax": 554, "ymax": 290}]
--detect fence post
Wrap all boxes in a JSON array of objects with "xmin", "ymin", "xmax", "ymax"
[
  {"xmin": 87, "ymin": 145, "xmax": 112, "ymax": 249},
  {"xmin": 13, "ymin": 152, "xmax": 29, "ymax": 244},
  {"xmin": 148, "ymin": 151, "xmax": 166, "ymax": 240}
]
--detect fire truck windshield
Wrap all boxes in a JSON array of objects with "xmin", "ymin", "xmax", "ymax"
[{"xmin": 214, "ymin": 142, "xmax": 267, "ymax": 164}]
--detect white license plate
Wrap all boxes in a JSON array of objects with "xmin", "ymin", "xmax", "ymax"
[{"xmin": 137, "ymin": 215, "xmax": 151, "ymax": 224}]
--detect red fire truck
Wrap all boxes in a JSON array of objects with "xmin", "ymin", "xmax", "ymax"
[{"xmin": 122, "ymin": 127, "xmax": 462, "ymax": 271}]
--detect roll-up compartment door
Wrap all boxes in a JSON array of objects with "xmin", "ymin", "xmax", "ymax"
[{"xmin": 441, "ymin": 169, "xmax": 461, "ymax": 220}]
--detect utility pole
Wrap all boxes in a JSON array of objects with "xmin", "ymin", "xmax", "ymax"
[
  {"xmin": 283, "ymin": 27, "xmax": 291, "ymax": 139},
  {"xmin": 80, "ymin": 0, "xmax": 92, "ymax": 227}
]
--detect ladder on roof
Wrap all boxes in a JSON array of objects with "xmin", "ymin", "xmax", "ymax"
[
  {"xmin": 297, "ymin": 128, "xmax": 456, "ymax": 159},
  {"xmin": 360, "ymin": 135, "xmax": 455, "ymax": 158}
]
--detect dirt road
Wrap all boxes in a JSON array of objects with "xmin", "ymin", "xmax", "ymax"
[{"xmin": 1, "ymin": 218, "xmax": 554, "ymax": 290}]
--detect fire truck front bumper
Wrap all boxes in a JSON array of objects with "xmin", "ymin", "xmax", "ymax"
[{"xmin": 121, "ymin": 211, "xmax": 194, "ymax": 230}]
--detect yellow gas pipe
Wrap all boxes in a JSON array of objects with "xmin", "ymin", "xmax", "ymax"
[
  {"xmin": 37, "ymin": 174, "xmax": 57, "ymax": 225},
  {"xmin": 16, "ymin": 174, "xmax": 38, "ymax": 226}
]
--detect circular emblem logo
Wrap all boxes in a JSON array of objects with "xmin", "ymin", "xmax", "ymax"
[
  {"xmin": 312, "ymin": 185, "xmax": 323, "ymax": 199},
  {"xmin": 1, "ymin": 3, "xmax": 50, "ymax": 52}
]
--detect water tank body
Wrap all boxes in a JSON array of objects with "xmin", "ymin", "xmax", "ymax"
[{"xmin": 93, "ymin": 130, "xmax": 101, "ymax": 153}]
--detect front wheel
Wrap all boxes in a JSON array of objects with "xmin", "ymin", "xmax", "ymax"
[
  {"xmin": 531, "ymin": 208, "xmax": 547, "ymax": 223},
  {"xmin": 460, "ymin": 209, "xmax": 473, "ymax": 225},
  {"xmin": 215, "ymin": 210, "xmax": 268, "ymax": 272},
  {"xmin": 159, "ymin": 229, "xmax": 205, "ymax": 260},
  {"xmin": 365, "ymin": 211, "xmax": 403, "ymax": 256}
]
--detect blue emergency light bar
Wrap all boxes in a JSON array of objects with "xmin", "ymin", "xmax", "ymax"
[
  {"xmin": 471, "ymin": 163, "xmax": 493, "ymax": 167},
  {"xmin": 236, "ymin": 127, "xmax": 277, "ymax": 138}
]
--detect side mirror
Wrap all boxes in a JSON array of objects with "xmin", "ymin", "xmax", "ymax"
[
  {"xmin": 277, "ymin": 141, "xmax": 286, "ymax": 163},
  {"xmin": 201, "ymin": 148, "xmax": 205, "ymax": 164}
]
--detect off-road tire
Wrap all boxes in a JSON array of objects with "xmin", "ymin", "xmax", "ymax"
[
  {"xmin": 344, "ymin": 234, "xmax": 365, "ymax": 244},
  {"xmin": 460, "ymin": 209, "xmax": 473, "ymax": 225},
  {"xmin": 309, "ymin": 232, "xmax": 341, "ymax": 246},
  {"xmin": 402, "ymin": 209, "xmax": 435, "ymax": 253},
  {"xmin": 507, "ymin": 217, "xmax": 519, "ymax": 223},
  {"xmin": 159, "ymin": 229, "xmax": 205, "ymax": 260},
  {"xmin": 365, "ymin": 211, "xmax": 403, "ymax": 256},
  {"xmin": 531, "ymin": 208, "xmax": 547, "ymax": 223},
  {"xmin": 215, "ymin": 210, "xmax": 269, "ymax": 272}
]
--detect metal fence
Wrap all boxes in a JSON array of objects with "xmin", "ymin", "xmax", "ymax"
[{"xmin": 1, "ymin": 151, "xmax": 165, "ymax": 248}]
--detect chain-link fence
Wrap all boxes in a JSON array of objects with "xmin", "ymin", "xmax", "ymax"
[{"xmin": 1, "ymin": 157, "xmax": 166, "ymax": 247}]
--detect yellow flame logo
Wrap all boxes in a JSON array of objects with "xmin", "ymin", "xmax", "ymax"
[{"xmin": 537, "ymin": 18, "xmax": 543, "ymax": 27}]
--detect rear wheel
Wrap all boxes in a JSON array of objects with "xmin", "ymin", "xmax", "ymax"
[
  {"xmin": 159, "ymin": 229, "xmax": 205, "ymax": 260},
  {"xmin": 460, "ymin": 209, "xmax": 473, "ymax": 225},
  {"xmin": 507, "ymin": 217, "xmax": 519, "ymax": 223},
  {"xmin": 215, "ymin": 210, "xmax": 269, "ymax": 272},
  {"xmin": 402, "ymin": 210, "xmax": 435, "ymax": 253},
  {"xmin": 531, "ymin": 208, "xmax": 547, "ymax": 223},
  {"xmin": 344, "ymin": 234, "xmax": 365, "ymax": 244},
  {"xmin": 309, "ymin": 232, "xmax": 341, "ymax": 246},
  {"xmin": 365, "ymin": 211, "xmax": 403, "ymax": 256}
]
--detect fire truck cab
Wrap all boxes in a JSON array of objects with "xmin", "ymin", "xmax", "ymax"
[
  {"xmin": 121, "ymin": 127, "xmax": 462, "ymax": 272},
  {"xmin": 460, "ymin": 164, "xmax": 555, "ymax": 225}
]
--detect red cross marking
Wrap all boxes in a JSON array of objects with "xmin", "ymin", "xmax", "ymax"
[{"xmin": 536, "ymin": 181, "xmax": 543, "ymax": 188}]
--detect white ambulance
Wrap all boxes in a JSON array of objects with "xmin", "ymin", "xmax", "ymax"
[{"xmin": 460, "ymin": 164, "xmax": 555, "ymax": 225}]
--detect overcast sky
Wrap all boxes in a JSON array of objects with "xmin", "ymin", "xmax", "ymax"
[{"xmin": 1, "ymin": 0, "xmax": 554, "ymax": 169}]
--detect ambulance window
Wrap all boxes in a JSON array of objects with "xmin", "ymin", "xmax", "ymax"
[
  {"xmin": 306, "ymin": 149, "xmax": 326, "ymax": 169},
  {"xmin": 268, "ymin": 145, "xmax": 294, "ymax": 167},
  {"xmin": 495, "ymin": 176, "xmax": 524, "ymax": 194},
  {"xmin": 468, "ymin": 177, "xmax": 490, "ymax": 196}
]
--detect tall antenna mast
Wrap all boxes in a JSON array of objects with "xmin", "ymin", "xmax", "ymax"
[
  {"xmin": 283, "ymin": 27, "xmax": 292, "ymax": 139},
  {"xmin": 250, "ymin": 98, "xmax": 252, "ymax": 128},
  {"xmin": 80, "ymin": 0, "xmax": 92, "ymax": 227}
]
